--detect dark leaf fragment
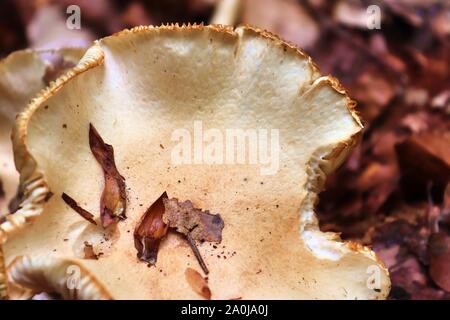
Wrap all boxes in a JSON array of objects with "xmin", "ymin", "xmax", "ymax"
[
  {"xmin": 83, "ymin": 241, "xmax": 99, "ymax": 260},
  {"xmin": 162, "ymin": 198, "xmax": 224, "ymax": 242},
  {"xmin": 162, "ymin": 197, "xmax": 224, "ymax": 274},
  {"xmin": 396, "ymin": 131, "xmax": 450, "ymax": 201},
  {"xmin": 62, "ymin": 193, "xmax": 97, "ymax": 226},
  {"xmin": 89, "ymin": 123, "xmax": 127, "ymax": 228},
  {"xmin": 0, "ymin": 178, "xmax": 4, "ymax": 200},
  {"xmin": 0, "ymin": 179, "xmax": 5, "ymax": 220},
  {"xmin": 134, "ymin": 192, "xmax": 169, "ymax": 265},
  {"xmin": 429, "ymin": 232, "xmax": 450, "ymax": 292}
]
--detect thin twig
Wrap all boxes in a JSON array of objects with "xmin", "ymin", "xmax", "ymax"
[{"xmin": 187, "ymin": 233, "xmax": 209, "ymax": 275}]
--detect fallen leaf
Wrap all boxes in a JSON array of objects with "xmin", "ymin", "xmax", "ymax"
[
  {"xmin": 163, "ymin": 197, "xmax": 224, "ymax": 242},
  {"xmin": 403, "ymin": 88, "xmax": 429, "ymax": 108},
  {"xmin": 134, "ymin": 192, "xmax": 169, "ymax": 265},
  {"xmin": 351, "ymin": 66, "xmax": 398, "ymax": 121},
  {"xmin": 185, "ymin": 267, "xmax": 211, "ymax": 300},
  {"xmin": 89, "ymin": 124, "xmax": 127, "ymax": 227},
  {"xmin": 400, "ymin": 112, "xmax": 430, "ymax": 133},
  {"xmin": 429, "ymin": 232, "xmax": 450, "ymax": 291},
  {"xmin": 396, "ymin": 131, "xmax": 450, "ymax": 200}
]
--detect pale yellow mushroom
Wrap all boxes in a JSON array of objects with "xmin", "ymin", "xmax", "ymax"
[
  {"xmin": 1, "ymin": 24, "xmax": 390, "ymax": 300},
  {"xmin": 0, "ymin": 48, "xmax": 86, "ymax": 299},
  {"xmin": 0, "ymin": 48, "xmax": 86, "ymax": 218}
]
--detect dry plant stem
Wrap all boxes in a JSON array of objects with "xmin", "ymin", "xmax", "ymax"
[
  {"xmin": 210, "ymin": 0, "xmax": 241, "ymax": 25},
  {"xmin": 187, "ymin": 233, "xmax": 209, "ymax": 275}
]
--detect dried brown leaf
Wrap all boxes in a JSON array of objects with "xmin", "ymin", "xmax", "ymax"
[
  {"xmin": 185, "ymin": 267, "xmax": 211, "ymax": 300},
  {"xmin": 134, "ymin": 192, "xmax": 169, "ymax": 265},
  {"xmin": 429, "ymin": 232, "xmax": 450, "ymax": 291},
  {"xmin": 89, "ymin": 123, "xmax": 127, "ymax": 228},
  {"xmin": 396, "ymin": 131, "xmax": 450, "ymax": 199},
  {"xmin": 162, "ymin": 198, "xmax": 224, "ymax": 243}
]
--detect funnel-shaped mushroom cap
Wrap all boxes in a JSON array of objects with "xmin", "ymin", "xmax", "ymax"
[
  {"xmin": 2, "ymin": 25, "xmax": 390, "ymax": 299},
  {"xmin": 0, "ymin": 49, "xmax": 85, "ymax": 217}
]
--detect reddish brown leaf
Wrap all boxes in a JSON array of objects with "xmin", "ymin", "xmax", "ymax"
[
  {"xmin": 429, "ymin": 232, "xmax": 450, "ymax": 291},
  {"xmin": 62, "ymin": 192, "xmax": 97, "ymax": 226},
  {"xmin": 396, "ymin": 131, "xmax": 450, "ymax": 200},
  {"xmin": 89, "ymin": 123, "xmax": 127, "ymax": 228},
  {"xmin": 134, "ymin": 192, "xmax": 169, "ymax": 265},
  {"xmin": 185, "ymin": 267, "xmax": 211, "ymax": 300}
]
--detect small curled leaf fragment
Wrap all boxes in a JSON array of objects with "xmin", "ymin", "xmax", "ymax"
[
  {"xmin": 134, "ymin": 192, "xmax": 169, "ymax": 265},
  {"xmin": 62, "ymin": 192, "xmax": 97, "ymax": 225},
  {"xmin": 185, "ymin": 267, "xmax": 211, "ymax": 300},
  {"xmin": 89, "ymin": 124, "xmax": 127, "ymax": 228},
  {"xmin": 162, "ymin": 198, "xmax": 224, "ymax": 242}
]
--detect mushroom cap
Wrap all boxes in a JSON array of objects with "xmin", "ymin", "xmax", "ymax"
[
  {"xmin": 0, "ymin": 48, "xmax": 85, "ymax": 218},
  {"xmin": 1, "ymin": 25, "xmax": 390, "ymax": 299}
]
